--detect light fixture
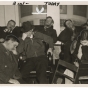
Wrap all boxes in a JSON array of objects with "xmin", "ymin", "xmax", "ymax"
[{"xmin": 32, "ymin": 5, "xmax": 47, "ymax": 14}]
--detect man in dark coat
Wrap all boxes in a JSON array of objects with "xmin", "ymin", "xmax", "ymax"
[
  {"xmin": 0, "ymin": 20, "xmax": 16, "ymax": 39},
  {"xmin": 0, "ymin": 35, "xmax": 23, "ymax": 84},
  {"xmin": 34, "ymin": 16, "xmax": 57, "ymax": 43},
  {"xmin": 12, "ymin": 26, "xmax": 22, "ymax": 38},
  {"xmin": 34, "ymin": 16, "xmax": 57, "ymax": 53},
  {"xmin": 58, "ymin": 19, "xmax": 83, "ymax": 63},
  {"xmin": 0, "ymin": 20, "xmax": 22, "ymax": 42}
]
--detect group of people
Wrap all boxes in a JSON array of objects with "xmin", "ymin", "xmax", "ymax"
[
  {"xmin": 1, "ymin": 15, "xmax": 88, "ymax": 84},
  {"xmin": 0, "ymin": 16, "xmax": 57, "ymax": 84},
  {"xmin": 58, "ymin": 19, "xmax": 88, "ymax": 83}
]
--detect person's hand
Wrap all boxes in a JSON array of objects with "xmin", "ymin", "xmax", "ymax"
[
  {"xmin": 13, "ymin": 74, "xmax": 22, "ymax": 80},
  {"xmin": 20, "ymin": 56, "xmax": 26, "ymax": 61},
  {"xmin": 77, "ymin": 45, "xmax": 82, "ymax": 60},
  {"xmin": 22, "ymin": 33, "xmax": 27, "ymax": 40},
  {"xmin": 74, "ymin": 62, "xmax": 79, "ymax": 67},
  {"xmin": 47, "ymin": 48, "xmax": 53, "ymax": 56},
  {"xmin": 8, "ymin": 78, "xmax": 20, "ymax": 84},
  {"xmin": 12, "ymin": 49, "xmax": 18, "ymax": 55},
  {"xmin": 27, "ymin": 31, "xmax": 34, "ymax": 38},
  {"xmin": 28, "ymin": 34, "xmax": 33, "ymax": 38}
]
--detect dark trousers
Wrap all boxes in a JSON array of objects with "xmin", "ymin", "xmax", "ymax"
[
  {"xmin": 64, "ymin": 41, "xmax": 72, "ymax": 63},
  {"xmin": 20, "ymin": 55, "xmax": 48, "ymax": 84}
]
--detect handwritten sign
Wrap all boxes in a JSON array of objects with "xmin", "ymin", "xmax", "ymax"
[
  {"xmin": 13, "ymin": 1, "xmax": 29, "ymax": 5},
  {"xmin": 44, "ymin": 2, "xmax": 60, "ymax": 6},
  {"xmin": 13, "ymin": 1, "xmax": 60, "ymax": 14}
]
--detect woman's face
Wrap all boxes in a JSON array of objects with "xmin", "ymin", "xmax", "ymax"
[{"xmin": 80, "ymin": 40, "xmax": 88, "ymax": 46}]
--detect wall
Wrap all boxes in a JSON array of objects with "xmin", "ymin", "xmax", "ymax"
[
  {"xmin": 61, "ymin": 6, "xmax": 88, "ymax": 25},
  {"xmin": 19, "ymin": 5, "xmax": 47, "ymax": 26},
  {"xmin": 47, "ymin": 5, "xmax": 60, "ymax": 36},
  {"xmin": 20, "ymin": 5, "xmax": 60, "ymax": 36},
  {"xmin": 0, "ymin": 5, "xmax": 5, "ymax": 26},
  {"xmin": 60, "ymin": 5, "xmax": 88, "ymax": 32},
  {"xmin": 0, "ymin": 5, "xmax": 20, "ymax": 26}
]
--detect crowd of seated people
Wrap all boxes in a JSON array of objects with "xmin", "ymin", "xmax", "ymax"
[
  {"xmin": 57, "ymin": 19, "xmax": 88, "ymax": 84},
  {"xmin": 0, "ymin": 15, "xmax": 88, "ymax": 84},
  {"xmin": 0, "ymin": 16, "xmax": 57, "ymax": 84}
]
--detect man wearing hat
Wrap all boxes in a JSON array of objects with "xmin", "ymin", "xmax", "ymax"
[{"xmin": 17, "ymin": 21, "xmax": 53, "ymax": 84}]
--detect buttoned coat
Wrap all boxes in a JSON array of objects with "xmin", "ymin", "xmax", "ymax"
[{"xmin": 0, "ymin": 43, "xmax": 18, "ymax": 84}]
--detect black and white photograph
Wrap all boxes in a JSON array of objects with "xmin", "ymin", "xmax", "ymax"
[{"xmin": 0, "ymin": 1, "xmax": 88, "ymax": 86}]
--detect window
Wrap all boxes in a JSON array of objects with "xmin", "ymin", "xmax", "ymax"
[
  {"xmin": 60, "ymin": 5, "xmax": 67, "ymax": 14},
  {"xmin": 40, "ymin": 19, "xmax": 45, "ymax": 25},
  {"xmin": 20, "ymin": 5, "xmax": 32, "ymax": 18},
  {"xmin": 73, "ymin": 5, "xmax": 87, "ymax": 17}
]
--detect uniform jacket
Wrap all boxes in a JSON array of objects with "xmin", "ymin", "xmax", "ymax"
[
  {"xmin": 0, "ymin": 43, "xmax": 18, "ymax": 84},
  {"xmin": 0, "ymin": 27, "xmax": 10, "ymax": 39},
  {"xmin": 17, "ymin": 31, "xmax": 53, "ymax": 59},
  {"xmin": 0, "ymin": 26, "xmax": 22, "ymax": 39}
]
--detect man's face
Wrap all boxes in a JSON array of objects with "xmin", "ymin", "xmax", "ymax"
[
  {"xmin": 45, "ymin": 18, "xmax": 53, "ymax": 27},
  {"xmin": 7, "ymin": 21, "xmax": 15, "ymax": 31},
  {"xmin": 66, "ymin": 21, "xmax": 73, "ymax": 29},
  {"xmin": 25, "ymin": 29, "xmax": 33, "ymax": 37},
  {"xmin": 6, "ymin": 40, "xmax": 19, "ymax": 51}
]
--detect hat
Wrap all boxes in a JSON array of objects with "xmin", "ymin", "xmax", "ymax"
[{"xmin": 21, "ymin": 21, "xmax": 34, "ymax": 33}]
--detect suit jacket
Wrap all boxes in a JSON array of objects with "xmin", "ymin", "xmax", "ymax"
[
  {"xmin": 34, "ymin": 25, "xmax": 57, "ymax": 43},
  {"xmin": 0, "ymin": 43, "xmax": 18, "ymax": 84},
  {"xmin": 0, "ymin": 26, "xmax": 22, "ymax": 39},
  {"xmin": 12, "ymin": 26, "xmax": 22, "ymax": 38},
  {"xmin": 58, "ymin": 27, "xmax": 73, "ymax": 44},
  {"xmin": 58, "ymin": 26, "xmax": 83, "ymax": 44},
  {"xmin": 0, "ymin": 26, "xmax": 10, "ymax": 39},
  {"xmin": 17, "ymin": 31, "xmax": 53, "ymax": 59}
]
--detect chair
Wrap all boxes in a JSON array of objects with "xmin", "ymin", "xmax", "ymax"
[
  {"xmin": 52, "ymin": 59, "xmax": 88, "ymax": 84},
  {"xmin": 52, "ymin": 59, "xmax": 78, "ymax": 84},
  {"xmin": 28, "ymin": 52, "xmax": 54, "ymax": 84},
  {"xmin": 74, "ymin": 60, "xmax": 88, "ymax": 84}
]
